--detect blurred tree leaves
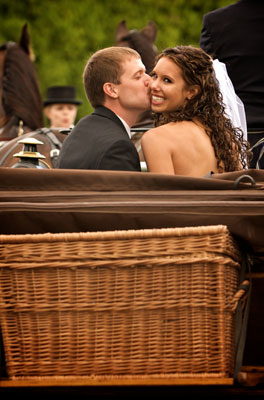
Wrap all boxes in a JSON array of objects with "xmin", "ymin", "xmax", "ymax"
[{"xmin": 0, "ymin": 0, "xmax": 235, "ymax": 121}]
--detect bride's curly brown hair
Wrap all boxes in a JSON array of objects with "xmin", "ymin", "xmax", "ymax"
[{"xmin": 152, "ymin": 46, "xmax": 250, "ymax": 172}]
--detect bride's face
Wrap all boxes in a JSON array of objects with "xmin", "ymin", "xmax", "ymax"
[{"xmin": 150, "ymin": 56, "xmax": 192, "ymax": 113}]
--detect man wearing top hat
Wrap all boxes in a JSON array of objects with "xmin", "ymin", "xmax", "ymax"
[{"xmin": 44, "ymin": 86, "xmax": 82, "ymax": 129}]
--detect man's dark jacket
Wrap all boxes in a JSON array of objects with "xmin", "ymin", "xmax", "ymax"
[
  {"xmin": 200, "ymin": 0, "xmax": 264, "ymax": 130},
  {"xmin": 58, "ymin": 106, "xmax": 141, "ymax": 171}
]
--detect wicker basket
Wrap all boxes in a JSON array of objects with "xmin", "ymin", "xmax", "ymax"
[{"xmin": 0, "ymin": 225, "xmax": 242, "ymax": 378}]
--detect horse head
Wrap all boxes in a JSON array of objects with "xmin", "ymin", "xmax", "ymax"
[
  {"xmin": 115, "ymin": 20, "xmax": 158, "ymax": 74},
  {"xmin": 0, "ymin": 24, "xmax": 43, "ymax": 141}
]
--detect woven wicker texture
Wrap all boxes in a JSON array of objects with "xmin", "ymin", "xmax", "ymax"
[{"xmin": 0, "ymin": 225, "xmax": 241, "ymax": 377}]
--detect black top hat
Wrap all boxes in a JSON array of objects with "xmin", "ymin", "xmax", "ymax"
[{"xmin": 43, "ymin": 86, "xmax": 82, "ymax": 106}]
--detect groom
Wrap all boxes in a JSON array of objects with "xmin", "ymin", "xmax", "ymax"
[{"xmin": 58, "ymin": 47, "xmax": 150, "ymax": 171}]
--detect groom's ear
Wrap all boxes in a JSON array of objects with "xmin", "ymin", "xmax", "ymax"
[{"xmin": 103, "ymin": 82, "xmax": 118, "ymax": 99}]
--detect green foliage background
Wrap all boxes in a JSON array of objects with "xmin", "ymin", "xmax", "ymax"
[{"xmin": 0, "ymin": 0, "xmax": 235, "ymax": 123}]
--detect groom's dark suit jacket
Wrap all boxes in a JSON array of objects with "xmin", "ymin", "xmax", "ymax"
[
  {"xmin": 200, "ymin": 0, "xmax": 264, "ymax": 130},
  {"xmin": 58, "ymin": 106, "xmax": 141, "ymax": 171}
]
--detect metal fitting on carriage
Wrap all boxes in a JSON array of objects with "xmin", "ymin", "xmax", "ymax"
[{"xmin": 12, "ymin": 137, "xmax": 50, "ymax": 169}]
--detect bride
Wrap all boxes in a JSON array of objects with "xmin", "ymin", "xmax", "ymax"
[{"xmin": 141, "ymin": 45, "xmax": 250, "ymax": 176}]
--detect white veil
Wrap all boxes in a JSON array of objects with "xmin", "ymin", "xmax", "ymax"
[{"xmin": 213, "ymin": 59, "xmax": 247, "ymax": 141}]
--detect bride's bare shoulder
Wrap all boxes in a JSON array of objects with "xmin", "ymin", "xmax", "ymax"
[
  {"xmin": 143, "ymin": 121, "xmax": 187, "ymax": 137},
  {"xmin": 144, "ymin": 121, "xmax": 195, "ymax": 140},
  {"xmin": 141, "ymin": 126, "xmax": 164, "ymax": 144}
]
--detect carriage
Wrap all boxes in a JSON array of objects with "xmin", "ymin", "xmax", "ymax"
[{"xmin": 0, "ymin": 23, "xmax": 264, "ymax": 398}]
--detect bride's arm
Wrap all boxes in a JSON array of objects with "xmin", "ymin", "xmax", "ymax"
[{"xmin": 141, "ymin": 128, "xmax": 175, "ymax": 174}]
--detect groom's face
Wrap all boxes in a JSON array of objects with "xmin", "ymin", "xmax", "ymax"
[{"xmin": 116, "ymin": 56, "xmax": 151, "ymax": 112}]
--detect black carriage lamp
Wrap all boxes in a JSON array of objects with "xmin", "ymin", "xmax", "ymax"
[{"xmin": 12, "ymin": 137, "xmax": 50, "ymax": 169}]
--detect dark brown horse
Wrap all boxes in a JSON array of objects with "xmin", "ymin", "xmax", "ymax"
[
  {"xmin": 0, "ymin": 24, "xmax": 69, "ymax": 168},
  {"xmin": 0, "ymin": 24, "xmax": 43, "ymax": 142},
  {"xmin": 115, "ymin": 20, "xmax": 158, "ymax": 74}
]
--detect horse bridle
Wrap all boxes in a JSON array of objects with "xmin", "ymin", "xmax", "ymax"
[{"xmin": 0, "ymin": 128, "xmax": 66, "ymax": 168}]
